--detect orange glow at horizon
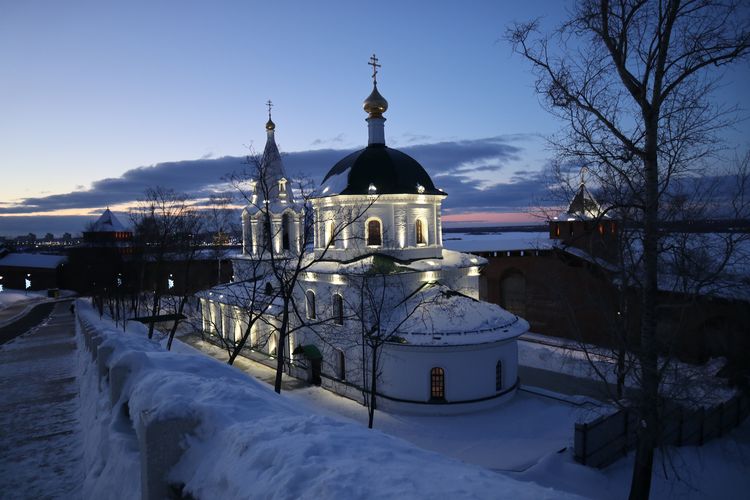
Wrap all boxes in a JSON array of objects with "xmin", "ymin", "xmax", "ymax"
[{"xmin": 442, "ymin": 211, "xmax": 539, "ymax": 224}]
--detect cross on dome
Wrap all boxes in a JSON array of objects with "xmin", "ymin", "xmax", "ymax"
[
  {"xmin": 368, "ymin": 54, "xmax": 381, "ymax": 85},
  {"xmin": 265, "ymin": 99, "xmax": 275, "ymax": 131}
]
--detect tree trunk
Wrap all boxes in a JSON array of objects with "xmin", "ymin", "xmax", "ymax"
[
  {"xmin": 368, "ymin": 345, "xmax": 377, "ymax": 429},
  {"xmin": 629, "ymin": 128, "xmax": 660, "ymax": 500}
]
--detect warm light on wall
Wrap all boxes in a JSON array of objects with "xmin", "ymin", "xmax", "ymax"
[{"xmin": 468, "ymin": 266, "xmax": 481, "ymax": 277}]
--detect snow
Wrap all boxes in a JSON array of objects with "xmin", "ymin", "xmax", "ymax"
[
  {"xmin": 0, "ymin": 252, "xmax": 67, "ymax": 269},
  {"xmin": 88, "ymin": 208, "xmax": 128, "ymax": 232},
  {"xmin": 393, "ymin": 284, "xmax": 529, "ymax": 344},
  {"xmin": 0, "ymin": 289, "xmax": 46, "ymax": 309},
  {"xmin": 519, "ymin": 335, "xmax": 738, "ymax": 407},
  {"xmin": 442, "ymin": 232, "xmax": 551, "ymax": 253},
  {"xmin": 76, "ymin": 300, "xmax": 582, "ymax": 499},
  {"xmin": 73, "ymin": 303, "xmax": 750, "ymax": 499}
]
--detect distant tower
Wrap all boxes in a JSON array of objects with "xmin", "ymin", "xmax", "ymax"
[
  {"xmin": 83, "ymin": 208, "xmax": 133, "ymax": 251},
  {"xmin": 549, "ymin": 171, "xmax": 618, "ymax": 262}
]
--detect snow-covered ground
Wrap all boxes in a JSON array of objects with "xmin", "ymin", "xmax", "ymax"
[
  {"xmin": 75, "ymin": 304, "xmax": 750, "ymax": 499},
  {"xmin": 0, "ymin": 289, "xmax": 47, "ymax": 309},
  {"xmin": 77, "ymin": 301, "xmax": 582, "ymax": 499},
  {"xmin": 519, "ymin": 334, "xmax": 737, "ymax": 406}
]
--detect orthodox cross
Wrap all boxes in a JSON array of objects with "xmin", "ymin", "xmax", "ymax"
[
  {"xmin": 266, "ymin": 99, "xmax": 273, "ymax": 119},
  {"xmin": 368, "ymin": 54, "xmax": 381, "ymax": 85}
]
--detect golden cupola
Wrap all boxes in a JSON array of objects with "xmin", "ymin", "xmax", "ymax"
[{"xmin": 363, "ymin": 85, "xmax": 388, "ymax": 118}]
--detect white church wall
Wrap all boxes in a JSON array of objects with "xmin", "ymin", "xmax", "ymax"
[
  {"xmin": 312, "ymin": 194, "xmax": 444, "ymax": 261},
  {"xmin": 377, "ymin": 339, "xmax": 519, "ymax": 414}
]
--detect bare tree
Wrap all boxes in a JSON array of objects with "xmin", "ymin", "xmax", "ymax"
[
  {"xmin": 130, "ymin": 187, "xmax": 202, "ymax": 344},
  {"xmin": 344, "ymin": 257, "xmax": 436, "ymax": 428},
  {"xmin": 508, "ymin": 2, "xmax": 750, "ymax": 497},
  {"xmin": 220, "ymin": 145, "xmax": 375, "ymax": 394}
]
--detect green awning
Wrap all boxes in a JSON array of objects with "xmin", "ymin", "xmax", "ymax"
[{"xmin": 292, "ymin": 344, "xmax": 323, "ymax": 360}]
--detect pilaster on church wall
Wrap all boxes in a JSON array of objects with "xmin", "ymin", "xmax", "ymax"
[{"xmin": 394, "ymin": 204, "xmax": 407, "ymax": 248}]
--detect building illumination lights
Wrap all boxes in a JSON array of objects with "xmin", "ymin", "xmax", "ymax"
[
  {"xmin": 368, "ymin": 183, "xmax": 377, "ymax": 194},
  {"xmin": 416, "ymin": 183, "xmax": 425, "ymax": 194}
]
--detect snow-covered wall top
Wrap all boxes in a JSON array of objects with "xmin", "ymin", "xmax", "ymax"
[{"xmin": 76, "ymin": 301, "xmax": 579, "ymax": 500}]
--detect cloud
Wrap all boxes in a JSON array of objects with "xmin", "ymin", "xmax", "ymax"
[
  {"xmin": 310, "ymin": 133, "xmax": 346, "ymax": 147},
  {"xmin": 0, "ymin": 135, "xmax": 551, "ymax": 226}
]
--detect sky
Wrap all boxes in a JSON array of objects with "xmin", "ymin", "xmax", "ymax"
[{"xmin": 1, "ymin": 0, "xmax": 748, "ymax": 237}]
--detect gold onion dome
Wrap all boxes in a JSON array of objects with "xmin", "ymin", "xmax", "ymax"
[
  {"xmin": 265, "ymin": 118, "xmax": 275, "ymax": 131},
  {"xmin": 363, "ymin": 84, "xmax": 388, "ymax": 118}
]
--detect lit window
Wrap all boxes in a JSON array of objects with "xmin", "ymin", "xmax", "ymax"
[
  {"xmin": 367, "ymin": 219, "xmax": 382, "ymax": 246},
  {"xmin": 333, "ymin": 294, "xmax": 344, "ymax": 325},
  {"xmin": 415, "ymin": 219, "xmax": 426, "ymax": 245},
  {"xmin": 278, "ymin": 177, "xmax": 287, "ymax": 193},
  {"xmin": 430, "ymin": 367, "xmax": 445, "ymax": 400},
  {"xmin": 326, "ymin": 220, "xmax": 335, "ymax": 247},
  {"xmin": 495, "ymin": 361, "xmax": 503, "ymax": 391},
  {"xmin": 306, "ymin": 290, "xmax": 316, "ymax": 319}
]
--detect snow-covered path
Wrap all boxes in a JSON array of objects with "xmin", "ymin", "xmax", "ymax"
[{"xmin": 0, "ymin": 301, "xmax": 83, "ymax": 499}]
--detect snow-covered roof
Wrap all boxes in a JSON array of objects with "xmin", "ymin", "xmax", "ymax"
[
  {"xmin": 197, "ymin": 280, "xmax": 283, "ymax": 314},
  {"xmin": 0, "ymin": 253, "xmax": 67, "ymax": 269},
  {"xmin": 88, "ymin": 208, "xmax": 128, "ymax": 233},
  {"xmin": 391, "ymin": 284, "xmax": 529, "ymax": 345},
  {"xmin": 304, "ymin": 248, "xmax": 484, "ymax": 275}
]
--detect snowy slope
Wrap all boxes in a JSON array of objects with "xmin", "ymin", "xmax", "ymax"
[{"xmin": 76, "ymin": 301, "xmax": 582, "ymax": 500}]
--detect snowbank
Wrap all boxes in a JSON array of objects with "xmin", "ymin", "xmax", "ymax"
[{"xmin": 75, "ymin": 300, "xmax": 581, "ymax": 500}]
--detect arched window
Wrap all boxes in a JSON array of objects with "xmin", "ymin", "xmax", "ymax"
[
  {"xmin": 325, "ymin": 220, "xmax": 335, "ymax": 248},
  {"xmin": 336, "ymin": 349, "xmax": 346, "ymax": 380},
  {"xmin": 499, "ymin": 270, "xmax": 526, "ymax": 317},
  {"xmin": 265, "ymin": 282, "xmax": 274, "ymax": 295},
  {"xmin": 306, "ymin": 290, "xmax": 316, "ymax": 319},
  {"xmin": 430, "ymin": 367, "xmax": 445, "ymax": 400},
  {"xmin": 495, "ymin": 361, "xmax": 503, "ymax": 391},
  {"xmin": 333, "ymin": 293, "xmax": 344, "ymax": 325},
  {"xmin": 415, "ymin": 219, "xmax": 426, "ymax": 245},
  {"xmin": 366, "ymin": 219, "xmax": 382, "ymax": 246},
  {"xmin": 281, "ymin": 213, "xmax": 291, "ymax": 250},
  {"xmin": 262, "ymin": 215, "xmax": 272, "ymax": 253}
]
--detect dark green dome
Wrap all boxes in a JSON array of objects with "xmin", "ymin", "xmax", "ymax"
[{"xmin": 318, "ymin": 144, "xmax": 445, "ymax": 197}]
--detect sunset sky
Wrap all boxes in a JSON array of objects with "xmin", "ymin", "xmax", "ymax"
[{"xmin": 1, "ymin": 0, "xmax": 748, "ymax": 236}]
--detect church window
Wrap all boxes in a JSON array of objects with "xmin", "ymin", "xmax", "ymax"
[
  {"xmin": 598, "ymin": 222, "xmax": 604, "ymax": 235},
  {"xmin": 495, "ymin": 361, "xmax": 503, "ymax": 391},
  {"xmin": 366, "ymin": 219, "xmax": 382, "ymax": 246},
  {"xmin": 326, "ymin": 220, "xmax": 335, "ymax": 248},
  {"xmin": 430, "ymin": 367, "xmax": 445, "ymax": 400},
  {"xmin": 415, "ymin": 219, "xmax": 426, "ymax": 245},
  {"xmin": 262, "ymin": 215, "xmax": 272, "ymax": 253},
  {"xmin": 282, "ymin": 213, "xmax": 291, "ymax": 250},
  {"xmin": 568, "ymin": 222, "xmax": 574, "ymax": 236},
  {"xmin": 278, "ymin": 177, "xmax": 287, "ymax": 193},
  {"xmin": 265, "ymin": 282, "xmax": 274, "ymax": 295},
  {"xmin": 554, "ymin": 224, "xmax": 560, "ymax": 237},
  {"xmin": 306, "ymin": 290, "xmax": 316, "ymax": 319},
  {"xmin": 333, "ymin": 293, "xmax": 344, "ymax": 325},
  {"xmin": 336, "ymin": 349, "xmax": 346, "ymax": 380}
]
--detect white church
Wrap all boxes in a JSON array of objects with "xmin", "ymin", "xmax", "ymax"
[{"xmin": 199, "ymin": 58, "xmax": 529, "ymax": 413}]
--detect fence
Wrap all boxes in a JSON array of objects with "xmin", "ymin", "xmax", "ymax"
[{"xmin": 574, "ymin": 392, "xmax": 750, "ymax": 468}]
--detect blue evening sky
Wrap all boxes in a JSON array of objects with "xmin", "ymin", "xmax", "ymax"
[{"xmin": 0, "ymin": 1, "xmax": 748, "ymax": 236}]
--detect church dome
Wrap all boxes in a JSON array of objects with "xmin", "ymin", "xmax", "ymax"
[
  {"xmin": 318, "ymin": 144, "xmax": 445, "ymax": 196},
  {"xmin": 363, "ymin": 85, "xmax": 388, "ymax": 118}
]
